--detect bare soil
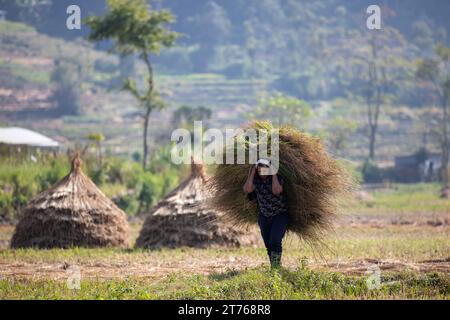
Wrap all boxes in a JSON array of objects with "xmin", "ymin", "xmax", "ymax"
[{"xmin": 1, "ymin": 256, "xmax": 448, "ymax": 281}]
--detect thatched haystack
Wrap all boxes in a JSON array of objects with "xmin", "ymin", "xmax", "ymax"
[
  {"xmin": 208, "ymin": 121, "xmax": 353, "ymax": 245},
  {"xmin": 135, "ymin": 162, "xmax": 258, "ymax": 249},
  {"xmin": 10, "ymin": 155, "xmax": 130, "ymax": 248}
]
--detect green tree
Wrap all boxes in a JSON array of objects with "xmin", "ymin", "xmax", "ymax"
[
  {"xmin": 189, "ymin": 1, "xmax": 232, "ymax": 71},
  {"xmin": 416, "ymin": 43, "xmax": 450, "ymax": 194},
  {"xmin": 172, "ymin": 105, "xmax": 212, "ymax": 132},
  {"xmin": 250, "ymin": 92, "xmax": 312, "ymax": 128},
  {"xmin": 326, "ymin": 116, "xmax": 358, "ymax": 156},
  {"xmin": 412, "ymin": 21, "xmax": 434, "ymax": 52},
  {"xmin": 86, "ymin": 133, "xmax": 105, "ymax": 169},
  {"xmin": 0, "ymin": 0, "xmax": 51, "ymax": 24},
  {"xmin": 50, "ymin": 59, "xmax": 82, "ymax": 116},
  {"xmin": 86, "ymin": 0, "xmax": 179, "ymax": 169},
  {"xmin": 349, "ymin": 27, "xmax": 407, "ymax": 161}
]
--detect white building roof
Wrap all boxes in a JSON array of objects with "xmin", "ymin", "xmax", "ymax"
[{"xmin": 0, "ymin": 127, "xmax": 59, "ymax": 148}]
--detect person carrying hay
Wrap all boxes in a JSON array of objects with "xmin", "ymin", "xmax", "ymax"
[
  {"xmin": 243, "ymin": 158, "xmax": 289, "ymax": 269},
  {"xmin": 209, "ymin": 121, "xmax": 352, "ymax": 270}
]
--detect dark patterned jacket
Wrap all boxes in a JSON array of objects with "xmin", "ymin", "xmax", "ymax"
[{"xmin": 248, "ymin": 174, "xmax": 288, "ymax": 218}]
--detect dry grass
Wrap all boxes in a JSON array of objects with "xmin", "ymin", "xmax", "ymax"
[
  {"xmin": 208, "ymin": 121, "xmax": 353, "ymax": 246},
  {"xmin": 136, "ymin": 163, "xmax": 259, "ymax": 249},
  {"xmin": 10, "ymin": 155, "xmax": 130, "ymax": 249}
]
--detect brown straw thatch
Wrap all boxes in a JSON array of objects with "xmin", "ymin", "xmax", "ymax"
[
  {"xmin": 10, "ymin": 154, "xmax": 130, "ymax": 249},
  {"xmin": 208, "ymin": 121, "xmax": 353, "ymax": 245},
  {"xmin": 135, "ymin": 161, "xmax": 258, "ymax": 249}
]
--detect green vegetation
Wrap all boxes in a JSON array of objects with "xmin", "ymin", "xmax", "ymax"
[
  {"xmin": 51, "ymin": 59, "xmax": 83, "ymax": 115},
  {"xmin": 0, "ymin": 152, "xmax": 182, "ymax": 222},
  {"xmin": 1, "ymin": 224, "xmax": 448, "ymax": 263},
  {"xmin": 0, "ymin": 268, "xmax": 447, "ymax": 300},
  {"xmin": 0, "ymin": 20, "xmax": 34, "ymax": 33},
  {"xmin": 0, "ymin": 1, "xmax": 449, "ymax": 301},
  {"xmin": 416, "ymin": 44, "xmax": 450, "ymax": 188},
  {"xmin": 0, "ymin": 1, "xmax": 449, "ymax": 168},
  {"xmin": 0, "ymin": 158, "xmax": 68, "ymax": 222},
  {"xmin": 0, "ymin": 205, "xmax": 448, "ymax": 299},
  {"xmin": 0, "ymin": 59, "xmax": 51, "ymax": 85},
  {"xmin": 249, "ymin": 93, "xmax": 312, "ymax": 128},
  {"xmin": 346, "ymin": 183, "xmax": 450, "ymax": 216},
  {"xmin": 86, "ymin": 0, "xmax": 180, "ymax": 169}
]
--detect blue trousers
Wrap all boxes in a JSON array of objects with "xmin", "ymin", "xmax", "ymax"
[{"xmin": 258, "ymin": 212, "xmax": 289, "ymax": 256}]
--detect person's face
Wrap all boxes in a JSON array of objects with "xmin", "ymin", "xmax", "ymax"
[{"xmin": 257, "ymin": 164, "xmax": 270, "ymax": 176}]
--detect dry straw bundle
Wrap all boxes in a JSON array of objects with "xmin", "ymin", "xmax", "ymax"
[
  {"xmin": 136, "ymin": 161, "xmax": 258, "ymax": 249},
  {"xmin": 10, "ymin": 154, "xmax": 130, "ymax": 249},
  {"xmin": 208, "ymin": 121, "xmax": 352, "ymax": 245}
]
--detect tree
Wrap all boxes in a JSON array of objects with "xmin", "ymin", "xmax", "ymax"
[
  {"xmin": 416, "ymin": 43, "xmax": 450, "ymax": 195},
  {"xmin": 349, "ymin": 27, "xmax": 407, "ymax": 161},
  {"xmin": 172, "ymin": 105, "xmax": 212, "ymax": 132},
  {"xmin": 189, "ymin": 1, "xmax": 232, "ymax": 72},
  {"xmin": 0, "ymin": 0, "xmax": 51, "ymax": 24},
  {"xmin": 249, "ymin": 92, "xmax": 312, "ymax": 129},
  {"xmin": 50, "ymin": 59, "xmax": 82, "ymax": 116},
  {"xmin": 412, "ymin": 21, "xmax": 434, "ymax": 52},
  {"xmin": 86, "ymin": 0, "xmax": 179, "ymax": 169},
  {"xmin": 86, "ymin": 133, "xmax": 105, "ymax": 169},
  {"xmin": 366, "ymin": 34, "xmax": 386, "ymax": 160},
  {"xmin": 326, "ymin": 116, "xmax": 358, "ymax": 156}
]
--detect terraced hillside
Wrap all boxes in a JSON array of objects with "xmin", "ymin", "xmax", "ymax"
[
  {"xmin": 0, "ymin": 20, "xmax": 436, "ymax": 163},
  {"xmin": 0, "ymin": 21, "xmax": 270, "ymax": 156}
]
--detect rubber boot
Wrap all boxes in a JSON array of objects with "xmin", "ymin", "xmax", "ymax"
[{"xmin": 270, "ymin": 251, "xmax": 282, "ymax": 269}]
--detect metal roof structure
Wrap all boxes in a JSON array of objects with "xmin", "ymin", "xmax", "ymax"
[{"xmin": 0, "ymin": 127, "xmax": 59, "ymax": 148}]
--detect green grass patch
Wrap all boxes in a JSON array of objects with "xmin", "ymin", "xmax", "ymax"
[
  {"xmin": 0, "ymin": 268, "xmax": 447, "ymax": 300},
  {"xmin": 347, "ymin": 183, "xmax": 450, "ymax": 215},
  {"xmin": 0, "ymin": 59, "xmax": 51, "ymax": 85},
  {"xmin": 0, "ymin": 21, "xmax": 35, "ymax": 34}
]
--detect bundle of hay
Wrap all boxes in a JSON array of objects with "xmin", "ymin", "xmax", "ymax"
[
  {"xmin": 208, "ymin": 121, "xmax": 352, "ymax": 245},
  {"xmin": 11, "ymin": 154, "xmax": 130, "ymax": 248},
  {"xmin": 135, "ymin": 161, "xmax": 258, "ymax": 249}
]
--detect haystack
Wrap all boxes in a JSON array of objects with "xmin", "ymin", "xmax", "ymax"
[
  {"xmin": 10, "ymin": 155, "xmax": 130, "ymax": 248},
  {"xmin": 208, "ymin": 121, "xmax": 353, "ymax": 245},
  {"xmin": 135, "ymin": 162, "xmax": 258, "ymax": 249}
]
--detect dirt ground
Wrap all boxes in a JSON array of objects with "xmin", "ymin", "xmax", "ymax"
[
  {"xmin": 1, "ymin": 211, "xmax": 449, "ymax": 281},
  {"xmin": 1, "ymin": 256, "xmax": 449, "ymax": 282}
]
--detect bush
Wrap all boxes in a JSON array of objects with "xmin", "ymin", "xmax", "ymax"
[
  {"xmin": 0, "ymin": 151, "xmax": 182, "ymax": 221},
  {"xmin": 51, "ymin": 59, "xmax": 83, "ymax": 116},
  {"xmin": 113, "ymin": 193, "xmax": 139, "ymax": 216},
  {"xmin": 361, "ymin": 160, "xmax": 384, "ymax": 183},
  {"xmin": 0, "ymin": 192, "xmax": 13, "ymax": 222},
  {"xmin": 91, "ymin": 169, "xmax": 107, "ymax": 186},
  {"xmin": 37, "ymin": 159, "xmax": 68, "ymax": 190}
]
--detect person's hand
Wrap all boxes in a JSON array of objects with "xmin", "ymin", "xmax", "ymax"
[{"xmin": 269, "ymin": 165, "xmax": 279, "ymax": 176}]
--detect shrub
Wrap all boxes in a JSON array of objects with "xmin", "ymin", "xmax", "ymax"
[{"xmin": 361, "ymin": 159, "xmax": 384, "ymax": 183}]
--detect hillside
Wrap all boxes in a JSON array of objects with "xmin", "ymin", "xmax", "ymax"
[
  {"xmin": 0, "ymin": 20, "xmax": 270, "ymax": 157},
  {"xmin": 0, "ymin": 0, "xmax": 448, "ymax": 163}
]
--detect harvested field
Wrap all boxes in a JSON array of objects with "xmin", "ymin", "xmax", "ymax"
[{"xmin": 0, "ymin": 184, "xmax": 448, "ymax": 299}]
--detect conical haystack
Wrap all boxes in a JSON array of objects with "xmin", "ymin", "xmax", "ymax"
[
  {"xmin": 136, "ymin": 161, "xmax": 258, "ymax": 249},
  {"xmin": 11, "ymin": 155, "xmax": 130, "ymax": 248}
]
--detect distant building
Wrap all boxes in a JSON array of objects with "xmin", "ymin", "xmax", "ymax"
[
  {"xmin": 394, "ymin": 151, "xmax": 450, "ymax": 182},
  {"xmin": 0, "ymin": 127, "xmax": 60, "ymax": 158},
  {"xmin": 0, "ymin": 10, "xmax": 6, "ymax": 21}
]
